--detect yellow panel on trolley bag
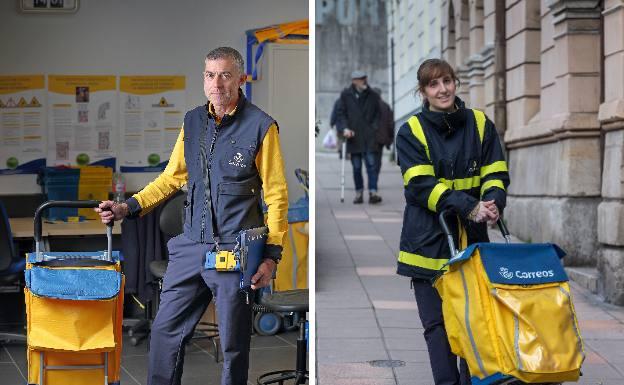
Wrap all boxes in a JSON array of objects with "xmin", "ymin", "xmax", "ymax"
[
  {"xmin": 433, "ymin": 225, "xmax": 584, "ymax": 384},
  {"xmin": 25, "ymin": 253, "xmax": 124, "ymax": 385}
]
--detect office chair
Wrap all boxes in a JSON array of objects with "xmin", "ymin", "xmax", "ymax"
[
  {"xmin": 0, "ymin": 200, "xmax": 27, "ymax": 343},
  {"xmin": 255, "ymin": 289, "xmax": 309, "ymax": 384},
  {"xmin": 128, "ymin": 192, "xmax": 220, "ymax": 361}
]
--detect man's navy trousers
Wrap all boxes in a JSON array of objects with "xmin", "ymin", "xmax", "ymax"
[{"xmin": 147, "ymin": 233, "xmax": 252, "ymax": 385}]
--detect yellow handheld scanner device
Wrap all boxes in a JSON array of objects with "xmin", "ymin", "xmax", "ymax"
[{"xmin": 206, "ymin": 250, "xmax": 239, "ymax": 271}]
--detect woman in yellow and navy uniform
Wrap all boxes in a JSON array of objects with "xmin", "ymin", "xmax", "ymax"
[{"xmin": 395, "ymin": 59, "xmax": 510, "ymax": 385}]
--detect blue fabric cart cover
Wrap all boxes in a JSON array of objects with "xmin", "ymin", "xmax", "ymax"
[
  {"xmin": 25, "ymin": 267, "xmax": 121, "ymax": 300},
  {"xmin": 448, "ymin": 243, "xmax": 568, "ymax": 285}
]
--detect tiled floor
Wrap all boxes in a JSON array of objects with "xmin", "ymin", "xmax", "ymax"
[{"xmin": 0, "ymin": 328, "xmax": 299, "ymax": 385}]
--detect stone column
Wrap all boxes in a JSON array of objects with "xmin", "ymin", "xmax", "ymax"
[
  {"xmin": 467, "ymin": 0, "xmax": 486, "ymax": 108},
  {"xmin": 597, "ymin": 0, "xmax": 624, "ymax": 305},
  {"xmin": 441, "ymin": 0, "xmax": 457, "ymax": 65},
  {"xmin": 482, "ymin": 0, "xmax": 507, "ymax": 134},
  {"xmin": 503, "ymin": 0, "xmax": 602, "ymax": 266},
  {"xmin": 455, "ymin": 0, "xmax": 472, "ymax": 103},
  {"xmin": 503, "ymin": 0, "xmax": 541, "ymax": 134}
]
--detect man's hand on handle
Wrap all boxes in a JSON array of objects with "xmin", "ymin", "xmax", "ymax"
[
  {"xmin": 250, "ymin": 258, "xmax": 277, "ymax": 290},
  {"xmin": 95, "ymin": 200, "xmax": 129, "ymax": 223}
]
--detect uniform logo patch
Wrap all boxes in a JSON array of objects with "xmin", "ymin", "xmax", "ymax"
[
  {"xmin": 468, "ymin": 160, "xmax": 478, "ymax": 174},
  {"xmin": 228, "ymin": 152, "xmax": 247, "ymax": 168}
]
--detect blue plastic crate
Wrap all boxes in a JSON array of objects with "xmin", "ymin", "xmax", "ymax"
[
  {"xmin": 287, "ymin": 196, "xmax": 308, "ymax": 223},
  {"xmin": 40, "ymin": 168, "xmax": 80, "ymax": 220}
]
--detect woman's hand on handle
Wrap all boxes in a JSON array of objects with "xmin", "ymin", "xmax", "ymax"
[{"xmin": 468, "ymin": 200, "xmax": 498, "ymax": 224}]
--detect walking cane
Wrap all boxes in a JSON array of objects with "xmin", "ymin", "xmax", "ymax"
[{"xmin": 340, "ymin": 140, "xmax": 346, "ymax": 203}]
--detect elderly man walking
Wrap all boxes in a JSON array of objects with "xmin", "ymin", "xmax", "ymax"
[{"xmin": 335, "ymin": 70, "xmax": 382, "ymax": 204}]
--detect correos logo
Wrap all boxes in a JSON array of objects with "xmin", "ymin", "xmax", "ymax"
[
  {"xmin": 499, "ymin": 267, "xmax": 513, "ymax": 279},
  {"xmin": 499, "ymin": 266, "xmax": 554, "ymax": 280}
]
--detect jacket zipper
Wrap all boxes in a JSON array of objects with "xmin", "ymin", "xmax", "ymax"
[{"xmin": 200, "ymin": 123, "xmax": 220, "ymax": 243}]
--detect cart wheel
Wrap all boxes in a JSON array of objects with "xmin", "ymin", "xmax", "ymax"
[{"xmin": 254, "ymin": 312, "xmax": 282, "ymax": 336}]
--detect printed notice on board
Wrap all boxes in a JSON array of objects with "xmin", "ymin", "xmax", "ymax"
[
  {"xmin": 119, "ymin": 76, "xmax": 185, "ymax": 172},
  {"xmin": 0, "ymin": 75, "xmax": 46, "ymax": 174},
  {"xmin": 47, "ymin": 75, "xmax": 116, "ymax": 168}
]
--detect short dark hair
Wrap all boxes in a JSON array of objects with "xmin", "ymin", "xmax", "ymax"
[
  {"xmin": 205, "ymin": 47, "xmax": 245, "ymax": 75},
  {"xmin": 416, "ymin": 58, "xmax": 460, "ymax": 93}
]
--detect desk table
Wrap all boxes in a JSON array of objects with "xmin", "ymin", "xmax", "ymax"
[{"xmin": 9, "ymin": 217, "xmax": 122, "ymax": 239}]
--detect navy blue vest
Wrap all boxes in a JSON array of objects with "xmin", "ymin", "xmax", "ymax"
[{"xmin": 182, "ymin": 94, "xmax": 275, "ymax": 247}]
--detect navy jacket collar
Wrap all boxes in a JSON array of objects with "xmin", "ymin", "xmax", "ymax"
[
  {"xmin": 420, "ymin": 96, "xmax": 468, "ymax": 137},
  {"xmin": 204, "ymin": 89, "xmax": 247, "ymax": 127}
]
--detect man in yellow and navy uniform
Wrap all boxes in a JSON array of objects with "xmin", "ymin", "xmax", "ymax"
[
  {"xmin": 395, "ymin": 96, "xmax": 509, "ymax": 384},
  {"xmin": 96, "ymin": 47, "xmax": 288, "ymax": 385}
]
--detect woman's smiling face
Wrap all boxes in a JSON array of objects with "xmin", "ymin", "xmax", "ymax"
[{"xmin": 422, "ymin": 74, "xmax": 456, "ymax": 112}]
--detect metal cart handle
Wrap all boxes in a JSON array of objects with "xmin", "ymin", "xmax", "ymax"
[
  {"xmin": 438, "ymin": 209, "xmax": 511, "ymax": 258},
  {"xmin": 33, "ymin": 200, "xmax": 114, "ymax": 259}
]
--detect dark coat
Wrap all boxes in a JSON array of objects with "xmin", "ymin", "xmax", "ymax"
[
  {"xmin": 335, "ymin": 85, "xmax": 381, "ymax": 154},
  {"xmin": 376, "ymin": 98, "xmax": 394, "ymax": 147},
  {"xmin": 395, "ymin": 96, "xmax": 510, "ymax": 279}
]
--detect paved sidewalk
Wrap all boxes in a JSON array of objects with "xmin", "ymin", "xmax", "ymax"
[{"xmin": 315, "ymin": 152, "xmax": 624, "ymax": 385}]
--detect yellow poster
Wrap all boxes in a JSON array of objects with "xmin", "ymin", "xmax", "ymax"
[
  {"xmin": 119, "ymin": 76, "xmax": 185, "ymax": 172},
  {"xmin": 47, "ymin": 75, "xmax": 117, "ymax": 168},
  {"xmin": 0, "ymin": 75, "xmax": 46, "ymax": 174}
]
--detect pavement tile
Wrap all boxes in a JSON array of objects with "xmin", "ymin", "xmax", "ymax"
[
  {"xmin": 375, "ymin": 308, "xmax": 421, "ymax": 328},
  {"xmin": 356, "ymin": 266, "xmax": 397, "ymax": 276},
  {"xmin": 382, "ymin": 327, "xmax": 427, "ymax": 339},
  {"xmin": 316, "ymin": 337, "xmax": 388, "ymax": 364},
  {"xmin": 318, "ymin": 376, "xmax": 397, "ymax": 385},
  {"xmin": 585, "ymin": 339, "xmax": 624, "ymax": 365},
  {"xmin": 388, "ymin": 349, "xmax": 432, "ymax": 362},
  {"xmin": 317, "ymin": 308, "xmax": 378, "ymax": 329},
  {"xmin": 384, "ymin": 336, "xmax": 428, "ymax": 351},
  {"xmin": 0, "ymin": 345, "xmax": 11, "ymax": 363},
  {"xmin": 0, "ymin": 363, "xmax": 26, "ymax": 385},
  {"xmin": 316, "ymin": 293, "xmax": 371, "ymax": 309},
  {"xmin": 579, "ymin": 319, "xmax": 624, "ymax": 339},
  {"xmin": 316, "ymin": 326, "xmax": 382, "ymax": 339},
  {"xmin": 573, "ymin": 360, "xmax": 624, "ymax": 381},
  {"xmin": 393, "ymin": 361, "xmax": 435, "ymax": 384},
  {"xmin": 372, "ymin": 300, "xmax": 418, "ymax": 310},
  {"xmin": 318, "ymin": 362, "xmax": 394, "ymax": 379}
]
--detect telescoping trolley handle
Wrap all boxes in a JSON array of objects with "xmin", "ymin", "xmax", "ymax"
[
  {"xmin": 438, "ymin": 209, "xmax": 511, "ymax": 258},
  {"xmin": 33, "ymin": 200, "xmax": 114, "ymax": 260}
]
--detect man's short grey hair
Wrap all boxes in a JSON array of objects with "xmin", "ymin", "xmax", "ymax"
[{"xmin": 205, "ymin": 47, "xmax": 245, "ymax": 75}]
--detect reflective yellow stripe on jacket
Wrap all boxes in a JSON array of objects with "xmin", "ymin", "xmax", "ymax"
[
  {"xmin": 399, "ymin": 251, "xmax": 449, "ymax": 271},
  {"xmin": 479, "ymin": 159, "xmax": 507, "ymax": 197}
]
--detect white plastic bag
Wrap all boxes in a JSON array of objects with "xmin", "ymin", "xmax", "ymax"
[{"xmin": 322, "ymin": 129, "xmax": 337, "ymax": 149}]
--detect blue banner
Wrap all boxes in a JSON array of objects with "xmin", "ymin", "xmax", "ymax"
[
  {"xmin": 0, "ymin": 157, "xmax": 45, "ymax": 175},
  {"xmin": 476, "ymin": 243, "xmax": 568, "ymax": 285}
]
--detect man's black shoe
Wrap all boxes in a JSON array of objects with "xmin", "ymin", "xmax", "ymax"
[
  {"xmin": 369, "ymin": 193, "xmax": 382, "ymax": 204},
  {"xmin": 353, "ymin": 193, "xmax": 363, "ymax": 204}
]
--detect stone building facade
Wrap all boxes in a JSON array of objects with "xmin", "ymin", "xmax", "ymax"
[
  {"xmin": 388, "ymin": 1, "xmax": 443, "ymax": 124},
  {"xmin": 388, "ymin": 0, "xmax": 624, "ymax": 304}
]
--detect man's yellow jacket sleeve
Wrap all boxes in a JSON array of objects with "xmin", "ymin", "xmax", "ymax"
[
  {"xmin": 129, "ymin": 127, "xmax": 188, "ymax": 216},
  {"xmin": 256, "ymin": 124, "xmax": 289, "ymax": 252}
]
